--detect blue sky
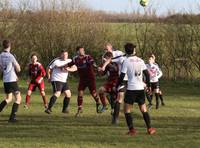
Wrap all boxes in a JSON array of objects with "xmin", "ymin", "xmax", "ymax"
[{"xmin": 84, "ymin": 0, "xmax": 200, "ymax": 15}]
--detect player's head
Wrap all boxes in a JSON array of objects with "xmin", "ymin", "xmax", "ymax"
[
  {"xmin": 60, "ymin": 49, "xmax": 68, "ymax": 60},
  {"xmin": 30, "ymin": 53, "xmax": 38, "ymax": 64},
  {"xmin": 148, "ymin": 56, "xmax": 154, "ymax": 64},
  {"xmin": 151, "ymin": 54, "xmax": 156, "ymax": 62},
  {"xmin": 76, "ymin": 46, "xmax": 85, "ymax": 56},
  {"xmin": 103, "ymin": 52, "xmax": 113, "ymax": 60},
  {"xmin": 104, "ymin": 43, "xmax": 113, "ymax": 52},
  {"xmin": 2, "ymin": 40, "xmax": 11, "ymax": 51},
  {"xmin": 124, "ymin": 43, "xmax": 136, "ymax": 55}
]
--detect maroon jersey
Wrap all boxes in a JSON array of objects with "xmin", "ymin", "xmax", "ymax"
[
  {"xmin": 72, "ymin": 55, "xmax": 95, "ymax": 80},
  {"xmin": 104, "ymin": 62, "xmax": 119, "ymax": 82},
  {"xmin": 28, "ymin": 62, "xmax": 46, "ymax": 82}
]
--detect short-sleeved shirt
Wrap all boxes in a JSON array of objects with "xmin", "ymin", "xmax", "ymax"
[
  {"xmin": 0, "ymin": 51, "xmax": 19, "ymax": 82},
  {"xmin": 121, "ymin": 56, "xmax": 147, "ymax": 90},
  {"xmin": 48, "ymin": 58, "xmax": 72, "ymax": 83},
  {"xmin": 146, "ymin": 63, "xmax": 162, "ymax": 83},
  {"xmin": 28, "ymin": 62, "xmax": 46, "ymax": 82},
  {"xmin": 71, "ymin": 55, "xmax": 95, "ymax": 80}
]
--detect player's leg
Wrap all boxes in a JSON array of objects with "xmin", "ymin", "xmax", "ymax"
[
  {"xmin": 39, "ymin": 81, "xmax": 48, "ymax": 109},
  {"xmin": 0, "ymin": 93, "xmax": 12, "ymax": 112},
  {"xmin": 159, "ymin": 89, "xmax": 165, "ymax": 106},
  {"xmin": 155, "ymin": 83, "xmax": 160, "ymax": 109},
  {"xmin": 124, "ymin": 90, "xmax": 136, "ymax": 136},
  {"xmin": 98, "ymin": 86, "xmax": 107, "ymax": 112},
  {"xmin": 24, "ymin": 83, "xmax": 35, "ymax": 108},
  {"xmin": 45, "ymin": 81, "xmax": 61, "ymax": 114},
  {"xmin": 139, "ymin": 104, "xmax": 156, "ymax": 134},
  {"xmin": 112, "ymin": 91, "xmax": 123, "ymax": 124},
  {"xmin": 89, "ymin": 80, "xmax": 102, "ymax": 113},
  {"xmin": 62, "ymin": 90, "xmax": 71, "ymax": 113},
  {"xmin": 9, "ymin": 82, "xmax": 21, "ymax": 122}
]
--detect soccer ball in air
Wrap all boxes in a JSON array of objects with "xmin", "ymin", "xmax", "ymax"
[{"xmin": 140, "ymin": 0, "xmax": 149, "ymax": 7}]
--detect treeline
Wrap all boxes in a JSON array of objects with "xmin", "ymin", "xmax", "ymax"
[{"xmin": 0, "ymin": 0, "xmax": 199, "ymax": 80}]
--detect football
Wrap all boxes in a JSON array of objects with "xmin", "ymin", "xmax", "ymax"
[{"xmin": 140, "ymin": 0, "xmax": 149, "ymax": 7}]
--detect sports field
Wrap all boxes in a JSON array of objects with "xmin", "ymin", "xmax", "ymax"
[{"xmin": 0, "ymin": 79, "xmax": 200, "ymax": 148}]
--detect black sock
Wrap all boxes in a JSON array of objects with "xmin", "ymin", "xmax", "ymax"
[
  {"xmin": 113, "ymin": 102, "xmax": 120, "ymax": 119},
  {"xmin": 142, "ymin": 112, "xmax": 151, "ymax": 129},
  {"xmin": 159, "ymin": 94, "xmax": 164, "ymax": 103},
  {"xmin": 146, "ymin": 93, "xmax": 152, "ymax": 104},
  {"xmin": 62, "ymin": 97, "xmax": 70, "ymax": 111},
  {"xmin": 155, "ymin": 93, "xmax": 159, "ymax": 106},
  {"xmin": 9, "ymin": 103, "xmax": 19, "ymax": 120},
  {"xmin": 110, "ymin": 93, "xmax": 116, "ymax": 110},
  {"xmin": 0, "ymin": 100, "xmax": 7, "ymax": 112},
  {"xmin": 48, "ymin": 95, "xmax": 57, "ymax": 110},
  {"xmin": 125, "ymin": 113, "xmax": 134, "ymax": 130}
]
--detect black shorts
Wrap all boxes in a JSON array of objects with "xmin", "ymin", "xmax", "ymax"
[
  {"xmin": 118, "ymin": 81, "xmax": 127, "ymax": 92},
  {"xmin": 124, "ymin": 90, "xmax": 145, "ymax": 105},
  {"xmin": 150, "ymin": 82, "xmax": 160, "ymax": 91},
  {"xmin": 4, "ymin": 82, "xmax": 20, "ymax": 94},
  {"xmin": 51, "ymin": 81, "xmax": 69, "ymax": 93}
]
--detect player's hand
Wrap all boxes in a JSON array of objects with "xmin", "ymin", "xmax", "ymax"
[
  {"xmin": 146, "ymin": 87, "xmax": 152, "ymax": 95},
  {"xmin": 47, "ymin": 78, "xmax": 51, "ymax": 83},
  {"xmin": 37, "ymin": 77, "xmax": 43, "ymax": 84}
]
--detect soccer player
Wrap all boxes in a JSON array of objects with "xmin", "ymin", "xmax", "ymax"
[
  {"xmin": 45, "ymin": 50, "xmax": 77, "ymax": 114},
  {"xmin": 71, "ymin": 46, "xmax": 102, "ymax": 117},
  {"xmin": 98, "ymin": 52, "xmax": 119, "ymax": 113},
  {"xmin": 116, "ymin": 43, "xmax": 156, "ymax": 136},
  {"xmin": 151, "ymin": 54, "xmax": 165, "ymax": 106},
  {"xmin": 24, "ymin": 53, "xmax": 48, "ymax": 109},
  {"xmin": 0, "ymin": 40, "xmax": 22, "ymax": 122},
  {"xmin": 104, "ymin": 43, "xmax": 127, "ymax": 124},
  {"xmin": 146, "ymin": 55, "xmax": 163, "ymax": 109}
]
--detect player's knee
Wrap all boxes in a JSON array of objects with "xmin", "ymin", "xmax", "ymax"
[
  {"xmin": 15, "ymin": 92, "xmax": 22, "ymax": 104},
  {"xmin": 54, "ymin": 92, "xmax": 61, "ymax": 97},
  {"xmin": 64, "ymin": 90, "xmax": 71, "ymax": 98},
  {"xmin": 124, "ymin": 103, "xmax": 131, "ymax": 113},
  {"xmin": 139, "ymin": 104, "xmax": 147, "ymax": 112},
  {"xmin": 27, "ymin": 90, "xmax": 32, "ymax": 96},
  {"xmin": 91, "ymin": 90, "xmax": 97, "ymax": 97},
  {"xmin": 98, "ymin": 87, "xmax": 105, "ymax": 94},
  {"xmin": 6, "ymin": 96, "xmax": 13, "ymax": 104},
  {"xmin": 78, "ymin": 91, "xmax": 84, "ymax": 96},
  {"xmin": 40, "ymin": 91, "xmax": 45, "ymax": 96}
]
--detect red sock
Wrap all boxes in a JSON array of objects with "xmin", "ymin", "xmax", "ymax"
[
  {"xmin": 26, "ymin": 95, "xmax": 31, "ymax": 105},
  {"xmin": 77, "ymin": 96, "xmax": 83, "ymax": 110},
  {"xmin": 99, "ymin": 93, "xmax": 106, "ymax": 106}
]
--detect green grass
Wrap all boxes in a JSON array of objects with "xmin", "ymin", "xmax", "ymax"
[{"xmin": 0, "ymin": 79, "xmax": 200, "ymax": 148}]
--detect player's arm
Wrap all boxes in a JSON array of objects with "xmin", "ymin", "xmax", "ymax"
[
  {"xmin": 157, "ymin": 67, "xmax": 163, "ymax": 79},
  {"xmin": 99, "ymin": 58, "xmax": 111, "ymax": 72},
  {"xmin": 66, "ymin": 65, "xmax": 77, "ymax": 72},
  {"xmin": 35, "ymin": 64, "xmax": 46, "ymax": 84},
  {"xmin": 12, "ymin": 56, "xmax": 21, "ymax": 72},
  {"xmin": 116, "ymin": 59, "xmax": 127, "ymax": 90},
  {"xmin": 46, "ymin": 66, "xmax": 52, "ymax": 82}
]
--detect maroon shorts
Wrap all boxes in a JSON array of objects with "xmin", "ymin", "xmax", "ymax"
[
  {"xmin": 103, "ymin": 80, "xmax": 117, "ymax": 93},
  {"xmin": 28, "ymin": 80, "xmax": 45, "ymax": 92},
  {"xmin": 78, "ymin": 79, "xmax": 96, "ymax": 93}
]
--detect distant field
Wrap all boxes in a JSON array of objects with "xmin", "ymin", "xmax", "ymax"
[{"xmin": 0, "ymin": 79, "xmax": 200, "ymax": 148}]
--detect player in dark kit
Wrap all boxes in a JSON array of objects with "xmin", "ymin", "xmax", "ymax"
[
  {"xmin": 70, "ymin": 46, "xmax": 102, "ymax": 117},
  {"xmin": 98, "ymin": 52, "xmax": 119, "ymax": 112},
  {"xmin": 24, "ymin": 53, "xmax": 48, "ymax": 109},
  {"xmin": 116, "ymin": 43, "xmax": 156, "ymax": 136},
  {"xmin": 0, "ymin": 40, "xmax": 22, "ymax": 122}
]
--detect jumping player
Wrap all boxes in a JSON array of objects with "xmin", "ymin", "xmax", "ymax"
[
  {"xmin": 146, "ymin": 55, "xmax": 163, "ymax": 109},
  {"xmin": 71, "ymin": 46, "xmax": 102, "ymax": 117},
  {"xmin": 98, "ymin": 52, "xmax": 119, "ymax": 113},
  {"xmin": 116, "ymin": 43, "xmax": 156, "ymax": 136},
  {"xmin": 24, "ymin": 53, "xmax": 48, "ymax": 109},
  {"xmin": 104, "ymin": 43, "xmax": 127, "ymax": 124},
  {"xmin": 0, "ymin": 40, "xmax": 22, "ymax": 122},
  {"xmin": 45, "ymin": 50, "xmax": 77, "ymax": 114}
]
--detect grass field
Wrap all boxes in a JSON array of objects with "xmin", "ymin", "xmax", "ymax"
[{"xmin": 0, "ymin": 79, "xmax": 200, "ymax": 148}]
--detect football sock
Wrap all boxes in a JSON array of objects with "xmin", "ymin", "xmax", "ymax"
[
  {"xmin": 146, "ymin": 93, "xmax": 152, "ymax": 104},
  {"xmin": 9, "ymin": 103, "xmax": 19, "ymax": 120},
  {"xmin": 110, "ymin": 92, "xmax": 116, "ymax": 110},
  {"xmin": 77, "ymin": 96, "xmax": 83, "ymax": 110},
  {"xmin": 93, "ymin": 95, "xmax": 100, "ymax": 104},
  {"xmin": 0, "ymin": 100, "xmax": 7, "ymax": 112},
  {"xmin": 159, "ymin": 94, "xmax": 164, "ymax": 103},
  {"xmin": 142, "ymin": 112, "xmax": 151, "ymax": 129},
  {"xmin": 125, "ymin": 113, "xmax": 134, "ymax": 130},
  {"xmin": 113, "ymin": 101, "xmax": 120, "ymax": 119},
  {"xmin": 42, "ymin": 96, "xmax": 48, "ymax": 106},
  {"xmin": 25, "ymin": 95, "xmax": 31, "ymax": 105},
  {"xmin": 63, "ymin": 97, "xmax": 70, "ymax": 111},
  {"xmin": 155, "ymin": 93, "xmax": 159, "ymax": 108},
  {"xmin": 48, "ymin": 95, "xmax": 57, "ymax": 110},
  {"xmin": 99, "ymin": 93, "xmax": 107, "ymax": 106}
]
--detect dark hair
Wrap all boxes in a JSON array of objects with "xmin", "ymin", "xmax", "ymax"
[
  {"xmin": 104, "ymin": 52, "xmax": 113, "ymax": 58},
  {"xmin": 2, "ymin": 40, "xmax": 11, "ymax": 49},
  {"xmin": 76, "ymin": 46, "xmax": 84, "ymax": 51},
  {"xmin": 60, "ymin": 49, "xmax": 68, "ymax": 53},
  {"xmin": 124, "ymin": 43, "xmax": 136, "ymax": 55},
  {"xmin": 30, "ymin": 53, "xmax": 37, "ymax": 59}
]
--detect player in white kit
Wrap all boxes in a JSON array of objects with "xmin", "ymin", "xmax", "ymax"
[
  {"xmin": 0, "ymin": 40, "xmax": 22, "ymax": 122},
  {"xmin": 116, "ymin": 43, "xmax": 156, "ymax": 136},
  {"xmin": 45, "ymin": 50, "xmax": 77, "ymax": 114}
]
